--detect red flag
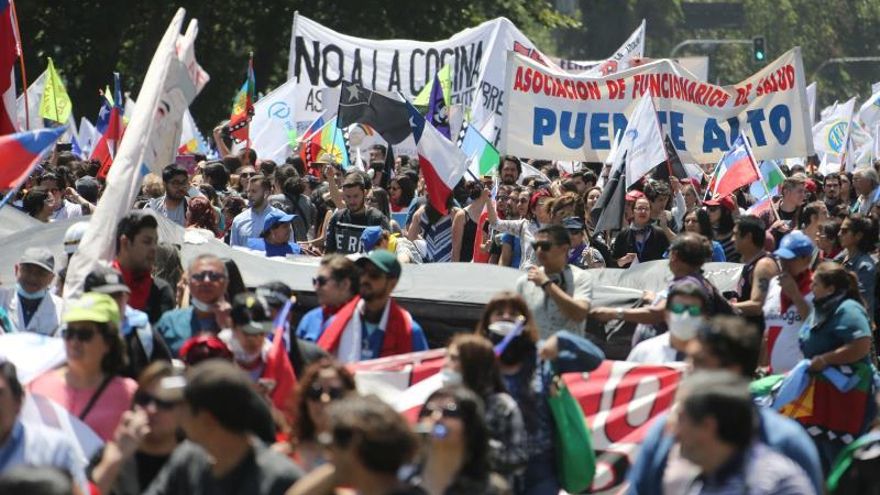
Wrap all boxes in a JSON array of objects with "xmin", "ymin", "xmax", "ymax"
[
  {"xmin": 0, "ymin": 0, "xmax": 20, "ymax": 135},
  {"xmin": 263, "ymin": 302, "xmax": 296, "ymax": 419},
  {"xmin": 709, "ymin": 133, "xmax": 760, "ymax": 199}
]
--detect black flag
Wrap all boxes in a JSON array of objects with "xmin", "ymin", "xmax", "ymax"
[
  {"xmin": 337, "ymin": 81, "xmax": 412, "ymax": 144},
  {"xmin": 652, "ymin": 135, "xmax": 689, "ymax": 181},
  {"xmin": 592, "ymin": 154, "xmax": 628, "ymax": 232}
]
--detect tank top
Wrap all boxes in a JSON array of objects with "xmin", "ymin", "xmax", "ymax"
[
  {"xmin": 459, "ymin": 214, "xmax": 478, "ymax": 262},
  {"xmin": 421, "ymin": 213, "xmax": 454, "ymax": 262},
  {"xmin": 762, "ymin": 277, "xmax": 813, "ymax": 373},
  {"xmin": 738, "ymin": 252, "xmax": 768, "ymax": 331}
]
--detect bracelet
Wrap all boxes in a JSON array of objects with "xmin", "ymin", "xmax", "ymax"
[{"xmin": 541, "ymin": 280, "xmax": 553, "ymax": 290}]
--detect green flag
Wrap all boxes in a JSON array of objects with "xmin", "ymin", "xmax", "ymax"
[
  {"xmin": 414, "ymin": 64, "xmax": 452, "ymax": 107},
  {"xmin": 39, "ymin": 58, "xmax": 72, "ymax": 124}
]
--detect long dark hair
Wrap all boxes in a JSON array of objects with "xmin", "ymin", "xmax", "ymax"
[
  {"xmin": 814, "ymin": 261, "xmax": 866, "ymax": 307},
  {"xmin": 369, "ymin": 187, "xmax": 392, "ymax": 219},
  {"xmin": 709, "ymin": 204, "xmax": 735, "ymax": 235},
  {"xmin": 97, "ymin": 321, "xmax": 128, "ymax": 375},
  {"xmin": 449, "ymin": 334, "xmax": 505, "ymax": 397},
  {"xmin": 292, "ymin": 359, "xmax": 357, "ymax": 443},
  {"xmin": 391, "ymin": 174, "xmax": 416, "ymax": 208},
  {"xmin": 474, "ymin": 292, "xmax": 539, "ymax": 346},
  {"xmin": 686, "ymin": 207, "xmax": 715, "ymax": 240},
  {"xmin": 421, "ymin": 385, "xmax": 491, "ymax": 482}
]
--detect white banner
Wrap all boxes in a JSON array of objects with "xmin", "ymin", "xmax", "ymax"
[
  {"xmin": 501, "ymin": 48, "xmax": 814, "ymax": 164},
  {"xmin": 551, "ymin": 20, "xmax": 645, "ymax": 76},
  {"xmin": 813, "ymin": 97, "xmax": 855, "ymax": 173},
  {"xmin": 286, "ymin": 13, "xmax": 555, "ymax": 147}
]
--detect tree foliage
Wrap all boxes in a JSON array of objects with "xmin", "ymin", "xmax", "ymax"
[{"xmin": 16, "ymin": 0, "xmax": 575, "ymax": 131}]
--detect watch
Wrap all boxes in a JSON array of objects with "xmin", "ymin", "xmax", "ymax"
[
  {"xmin": 540, "ymin": 280, "xmax": 554, "ymax": 290},
  {"xmin": 615, "ymin": 308, "xmax": 625, "ymax": 320}
]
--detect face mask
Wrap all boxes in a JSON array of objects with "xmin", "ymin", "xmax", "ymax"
[
  {"xmin": 229, "ymin": 335, "xmax": 262, "ymax": 364},
  {"xmin": 488, "ymin": 320, "xmax": 518, "ymax": 337},
  {"xmin": 440, "ymin": 368, "xmax": 462, "ymax": 386},
  {"xmin": 668, "ymin": 313, "xmax": 702, "ymax": 341},
  {"xmin": 16, "ymin": 283, "xmax": 47, "ymax": 300},
  {"xmin": 190, "ymin": 297, "xmax": 215, "ymax": 313}
]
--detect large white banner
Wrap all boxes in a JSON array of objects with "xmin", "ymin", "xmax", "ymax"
[
  {"xmin": 286, "ymin": 13, "xmax": 554, "ymax": 147},
  {"xmin": 501, "ymin": 48, "xmax": 814, "ymax": 164}
]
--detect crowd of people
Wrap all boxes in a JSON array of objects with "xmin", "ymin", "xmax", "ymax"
[{"xmin": 2, "ymin": 140, "xmax": 880, "ymax": 495}]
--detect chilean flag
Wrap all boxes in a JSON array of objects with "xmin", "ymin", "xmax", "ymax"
[
  {"xmin": 417, "ymin": 118, "xmax": 467, "ymax": 215},
  {"xmin": 0, "ymin": 0, "xmax": 20, "ymax": 135},
  {"xmin": 709, "ymin": 132, "xmax": 760, "ymax": 199},
  {"xmin": 0, "ymin": 126, "xmax": 66, "ymax": 189},
  {"xmin": 92, "ymin": 74, "xmax": 124, "ymax": 179},
  {"xmin": 263, "ymin": 299, "xmax": 297, "ymax": 421}
]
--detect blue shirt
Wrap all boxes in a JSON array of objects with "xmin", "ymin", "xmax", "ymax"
[
  {"xmin": 800, "ymin": 298, "xmax": 872, "ymax": 360},
  {"xmin": 296, "ymin": 307, "xmax": 336, "ymax": 342},
  {"xmin": 626, "ymin": 407, "xmax": 823, "ymax": 495},
  {"xmin": 246, "ymin": 238, "xmax": 302, "ymax": 257},
  {"xmin": 501, "ymin": 233, "xmax": 522, "ymax": 268},
  {"xmin": 296, "ymin": 305, "xmax": 428, "ymax": 359},
  {"xmin": 0, "ymin": 420, "xmax": 88, "ymax": 492},
  {"xmin": 229, "ymin": 205, "xmax": 282, "ymax": 247},
  {"xmin": 155, "ymin": 307, "xmax": 219, "ymax": 356}
]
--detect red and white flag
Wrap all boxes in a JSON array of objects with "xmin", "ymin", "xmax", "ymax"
[
  {"xmin": 0, "ymin": 0, "xmax": 20, "ymax": 135},
  {"xmin": 418, "ymin": 121, "xmax": 467, "ymax": 215}
]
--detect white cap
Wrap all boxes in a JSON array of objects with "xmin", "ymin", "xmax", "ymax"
[{"xmin": 63, "ymin": 222, "xmax": 89, "ymax": 255}]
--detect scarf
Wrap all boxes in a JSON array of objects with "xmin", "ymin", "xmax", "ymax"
[
  {"xmin": 317, "ymin": 296, "xmax": 413, "ymax": 362},
  {"xmin": 810, "ymin": 291, "xmax": 848, "ymax": 332},
  {"xmin": 112, "ymin": 259, "xmax": 152, "ymax": 310}
]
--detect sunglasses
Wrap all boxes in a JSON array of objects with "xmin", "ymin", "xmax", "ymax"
[
  {"xmin": 134, "ymin": 392, "xmax": 177, "ymax": 410},
  {"xmin": 62, "ymin": 327, "xmax": 96, "ymax": 342},
  {"xmin": 419, "ymin": 402, "xmax": 462, "ymax": 420},
  {"xmin": 312, "ymin": 275, "xmax": 332, "ymax": 287},
  {"xmin": 669, "ymin": 303, "xmax": 702, "ymax": 317},
  {"xmin": 239, "ymin": 173, "xmax": 255, "ymax": 178},
  {"xmin": 306, "ymin": 384, "xmax": 347, "ymax": 402},
  {"xmin": 191, "ymin": 271, "xmax": 226, "ymax": 282},
  {"xmin": 531, "ymin": 240, "xmax": 554, "ymax": 251}
]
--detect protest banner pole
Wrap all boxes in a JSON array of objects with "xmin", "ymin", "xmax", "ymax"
[
  {"xmin": 10, "ymin": 0, "xmax": 29, "ymax": 130},
  {"xmin": 0, "ymin": 186, "xmax": 18, "ymax": 211},
  {"xmin": 245, "ymin": 52, "xmax": 253, "ymax": 153}
]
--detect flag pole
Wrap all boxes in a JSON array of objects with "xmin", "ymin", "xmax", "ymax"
[
  {"xmin": 245, "ymin": 52, "xmax": 253, "ymax": 153},
  {"xmin": 10, "ymin": 0, "xmax": 28, "ymax": 130},
  {"xmin": 742, "ymin": 134, "xmax": 779, "ymax": 221}
]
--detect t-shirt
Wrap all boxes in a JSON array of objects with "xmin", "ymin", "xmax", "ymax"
[
  {"xmin": 145, "ymin": 196, "xmax": 186, "ymax": 226},
  {"xmin": 28, "ymin": 371, "xmax": 137, "ymax": 441},
  {"xmin": 800, "ymin": 299, "xmax": 872, "ymax": 360},
  {"xmin": 762, "ymin": 276, "xmax": 814, "ymax": 373},
  {"xmin": 515, "ymin": 265, "xmax": 592, "ymax": 339},
  {"xmin": 143, "ymin": 440, "xmax": 302, "ymax": 495},
  {"xmin": 325, "ymin": 207, "xmax": 389, "ymax": 254},
  {"xmin": 626, "ymin": 333, "xmax": 682, "ymax": 364}
]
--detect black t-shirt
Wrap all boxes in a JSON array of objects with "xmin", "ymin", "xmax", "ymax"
[
  {"xmin": 137, "ymin": 451, "xmax": 172, "ymax": 492},
  {"xmin": 325, "ymin": 207, "xmax": 390, "ymax": 254}
]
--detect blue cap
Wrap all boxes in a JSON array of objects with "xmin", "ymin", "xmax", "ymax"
[
  {"xmin": 360, "ymin": 226, "xmax": 384, "ymax": 252},
  {"xmin": 773, "ymin": 230, "xmax": 814, "ymax": 260},
  {"xmin": 563, "ymin": 216, "xmax": 586, "ymax": 232},
  {"xmin": 261, "ymin": 210, "xmax": 297, "ymax": 237}
]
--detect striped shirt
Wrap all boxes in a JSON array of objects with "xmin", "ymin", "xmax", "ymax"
[{"xmin": 421, "ymin": 212, "xmax": 454, "ymax": 262}]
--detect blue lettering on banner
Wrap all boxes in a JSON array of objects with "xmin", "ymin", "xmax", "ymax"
[
  {"xmin": 669, "ymin": 112, "xmax": 686, "ymax": 150},
  {"xmin": 590, "ymin": 113, "xmax": 610, "ymax": 150},
  {"xmin": 769, "ymin": 105, "xmax": 792, "ymax": 145},
  {"xmin": 560, "ymin": 112, "xmax": 587, "ymax": 149},
  {"xmin": 702, "ymin": 104, "xmax": 793, "ymax": 153},
  {"xmin": 703, "ymin": 118, "xmax": 729, "ymax": 153},
  {"xmin": 533, "ymin": 107, "xmax": 556, "ymax": 145},
  {"xmin": 746, "ymin": 109, "xmax": 768, "ymax": 146},
  {"xmin": 533, "ymin": 107, "xmax": 625, "ymax": 150}
]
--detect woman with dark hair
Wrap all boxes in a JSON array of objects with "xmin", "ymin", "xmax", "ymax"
[
  {"xmin": 89, "ymin": 362, "xmax": 182, "ymax": 495},
  {"xmin": 473, "ymin": 292, "xmax": 603, "ymax": 495},
  {"xmin": 443, "ymin": 334, "xmax": 527, "ymax": 485},
  {"xmin": 29, "ymin": 293, "xmax": 137, "ymax": 442},
  {"xmin": 792, "ymin": 261, "xmax": 877, "ymax": 471},
  {"xmin": 409, "ymin": 385, "xmax": 506, "ymax": 494},
  {"xmin": 367, "ymin": 187, "xmax": 392, "ymax": 220},
  {"xmin": 817, "ymin": 219, "xmax": 843, "ymax": 260},
  {"xmin": 839, "ymin": 172, "xmax": 855, "ymax": 209},
  {"xmin": 222, "ymin": 257, "xmax": 246, "ymax": 302},
  {"xmin": 198, "ymin": 183, "xmax": 226, "ymax": 233},
  {"xmin": 220, "ymin": 195, "xmax": 247, "ymax": 243},
  {"xmin": 407, "ymin": 196, "xmax": 465, "ymax": 263},
  {"xmin": 836, "ymin": 214, "xmax": 878, "ymax": 317},
  {"xmin": 611, "ymin": 197, "xmax": 669, "ymax": 268},
  {"xmin": 705, "ymin": 196, "xmax": 738, "ymax": 262},
  {"xmin": 680, "ymin": 207, "xmax": 726, "ymax": 262},
  {"xmin": 286, "ymin": 359, "xmax": 357, "ymax": 472},
  {"xmin": 22, "ymin": 187, "xmax": 55, "ymax": 222},
  {"xmin": 389, "ymin": 174, "xmax": 416, "ymax": 213},
  {"xmin": 185, "ymin": 196, "xmax": 219, "ymax": 236}
]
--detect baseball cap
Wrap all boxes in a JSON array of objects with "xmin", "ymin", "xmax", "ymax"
[
  {"xmin": 563, "ymin": 216, "xmax": 586, "ymax": 232},
  {"xmin": 773, "ymin": 230, "xmax": 815, "ymax": 260},
  {"xmin": 360, "ymin": 225, "xmax": 384, "ymax": 252},
  {"xmin": 19, "ymin": 247, "xmax": 55, "ymax": 273},
  {"xmin": 704, "ymin": 195, "xmax": 737, "ymax": 212},
  {"xmin": 355, "ymin": 250, "xmax": 401, "ymax": 278},
  {"xmin": 625, "ymin": 190, "xmax": 646, "ymax": 202},
  {"xmin": 84, "ymin": 265, "xmax": 130, "ymax": 295},
  {"xmin": 63, "ymin": 222, "xmax": 89, "ymax": 255},
  {"xmin": 230, "ymin": 292, "xmax": 273, "ymax": 334},
  {"xmin": 63, "ymin": 292, "xmax": 121, "ymax": 325},
  {"xmin": 255, "ymin": 282, "xmax": 292, "ymax": 309},
  {"xmin": 260, "ymin": 210, "xmax": 297, "ymax": 237}
]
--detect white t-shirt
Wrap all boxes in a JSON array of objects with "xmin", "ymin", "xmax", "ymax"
[
  {"xmin": 626, "ymin": 332, "xmax": 680, "ymax": 364},
  {"xmin": 762, "ymin": 276, "xmax": 814, "ymax": 373},
  {"xmin": 516, "ymin": 265, "xmax": 592, "ymax": 339}
]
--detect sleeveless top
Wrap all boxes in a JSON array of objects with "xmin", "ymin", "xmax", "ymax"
[
  {"xmin": 421, "ymin": 212, "xmax": 454, "ymax": 262},
  {"xmin": 459, "ymin": 213, "xmax": 478, "ymax": 262},
  {"xmin": 738, "ymin": 252, "xmax": 768, "ymax": 331},
  {"xmin": 762, "ymin": 277, "xmax": 814, "ymax": 373}
]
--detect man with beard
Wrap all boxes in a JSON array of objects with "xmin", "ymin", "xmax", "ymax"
[
  {"xmin": 145, "ymin": 164, "xmax": 189, "ymax": 226},
  {"xmin": 316, "ymin": 250, "xmax": 427, "ymax": 362},
  {"xmin": 823, "ymin": 174, "xmax": 844, "ymax": 215},
  {"xmin": 112, "ymin": 211, "xmax": 175, "ymax": 324},
  {"xmin": 499, "ymin": 155, "xmax": 521, "ymax": 186},
  {"xmin": 229, "ymin": 175, "xmax": 283, "ymax": 247},
  {"xmin": 324, "ymin": 173, "xmax": 389, "ymax": 254}
]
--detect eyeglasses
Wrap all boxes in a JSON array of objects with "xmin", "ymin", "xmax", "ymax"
[
  {"xmin": 134, "ymin": 392, "xmax": 177, "ymax": 410},
  {"xmin": 239, "ymin": 172, "xmax": 255, "ymax": 179},
  {"xmin": 312, "ymin": 275, "xmax": 331, "ymax": 287},
  {"xmin": 496, "ymin": 196, "xmax": 510, "ymax": 202},
  {"xmin": 634, "ymin": 206, "xmax": 650, "ymax": 212},
  {"xmin": 669, "ymin": 302, "xmax": 702, "ymax": 317},
  {"xmin": 531, "ymin": 240, "xmax": 554, "ymax": 251},
  {"xmin": 62, "ymin": 327, "xmax": 96, "ymax": 342},
  {"xmin": 419, "ymin": 402, "xmax": 462, "ymax": 420},
  {"xmin": 306, "ymin": 384, "xmax": 347, "ymax": 402},
  {"xmin": 190, "ymin": 271, "xmax": 226, "ymax": 282}
]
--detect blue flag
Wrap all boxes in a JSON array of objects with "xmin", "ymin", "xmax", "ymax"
[{"xmin": 426, "ymin": 71, "xmax": 450, "ymax": 139}]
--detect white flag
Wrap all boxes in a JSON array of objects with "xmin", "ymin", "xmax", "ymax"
[
  {"xmin": 858, "ymin": 81, "xmax": 880, "ymax": 127},
  {"xmin": 64, "ymin": 9, "xmax": 207, "ymax": 297},
  {"xmin": 15, "ymin": 70, "xmax": 47, "ymax": 131},
  {"xmin": 517, "ymin": 160, "xmax": 551, "ymax": 184},
  {"xmin": 805, "ymin": 81, "xmax": 817, "ymax": 125},
  {"xmin": 813, "ymin": 97, "xmax": 856, "ymax": 173},
  {"xmin": 248, "ymin": 78, "xmax": 298, "ymax": 164},
  {"xmin": 620, "ymin": 94, "xmax": 667, "ymax": 187}
]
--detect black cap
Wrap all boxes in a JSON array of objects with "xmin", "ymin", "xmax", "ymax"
[
  {"xmin": 230, "ymin": 292, "xmax": 272, "ymax": 334},
  {"xmin": 84, "ymin": 265, "xmax": 130, "ymax": 294},
  {"xmin": 255, "ymin": 282, "xmax": 292, "ymax": 309}
]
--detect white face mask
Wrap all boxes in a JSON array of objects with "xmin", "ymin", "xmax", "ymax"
[
  {"xmin": 440, "ymin": 368, "xmax": 462, "ymax": 386},
  {"xmin": 488, "ymin": 320, "xmax": 518, "ymax": 337},
  {"xmin": 190, "ymin": 297, "xmax": 215, "ymax": 313},
  {"xmin": 229, "ymin": 335, "xmax": 262, "ymax": 364},
  {"xmin": 667, "ymin": 313, "xmax": 702, "ymax": 341}
]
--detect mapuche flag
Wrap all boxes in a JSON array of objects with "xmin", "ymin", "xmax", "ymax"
[{"xmin": 228, "ymin": 55, "xmax": 255, "ymax": 143}]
